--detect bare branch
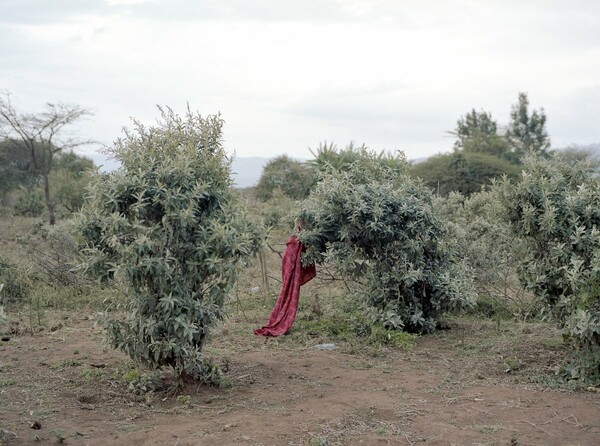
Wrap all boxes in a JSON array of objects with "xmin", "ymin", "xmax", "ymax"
[{"xmin": 0, "ymin": 91, "xmax": 93, "ymax": 224}]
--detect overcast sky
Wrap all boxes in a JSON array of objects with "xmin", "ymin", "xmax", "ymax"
[{"xmin": 1, "ymin": 0, "xmax": 599, "ymax": 167}]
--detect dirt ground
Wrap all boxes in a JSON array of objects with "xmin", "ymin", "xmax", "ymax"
[{"xmin": 1, "ymin": 313, "xmax": 600, "ymax": 446}]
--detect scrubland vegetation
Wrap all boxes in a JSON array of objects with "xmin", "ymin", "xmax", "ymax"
[{"xmin": 1, "ymin": 92, "xmax": 600, "ymax": 444}]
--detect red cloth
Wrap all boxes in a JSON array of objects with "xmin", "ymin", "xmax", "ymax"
[{"xmin": 254, "ymin": 235, "xmax": 316, "ymax": 337}]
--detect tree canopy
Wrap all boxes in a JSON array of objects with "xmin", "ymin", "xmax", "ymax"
[
  {"xmin": 506, "ymin": 92, "xmax": 550, "ymax": 160},
  {"xmin": 0, "ymin": 92, "xmax": 92, "ymax": 223},
  {"xmin": 452, "ymin": 109, "xmax": 509, "ymax": 157},
  {"xmin": 411, "ymin": 92, "xmax": 550, "ymax": 196},
  {"xmin": 410, "ymin": 151, "xmax": 521, "ymax": 196},
  {"xmin": 254, "ymin": 155, "xmax": 313, "ymax": 201}
]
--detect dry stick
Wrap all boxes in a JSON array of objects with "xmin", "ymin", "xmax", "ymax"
[
  {"xmin": 265, "ymin": 241, "xmax": 284, "ymax": 259},
  {"xmin": 320, "ymin": 264, "xmax": 352, "ymax": 292},
  {"xmin": 517, "ymin": 420, "xmax": 551, "ymax": 435},
  {"xmin": 267, "ymin": 274, "xmax": 283, "ymax": 285},
  {"xmin": 234, "ymin": 294, "xmax": 248, "ymax": 321},
  {"xmin": 553, "ymin": 411, "xmax": 584, "ymax": 428}
]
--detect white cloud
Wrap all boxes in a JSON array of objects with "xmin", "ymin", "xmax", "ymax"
[{"xmin": 0, "ymin": 0, "xmax": 598, "ymax": 161}]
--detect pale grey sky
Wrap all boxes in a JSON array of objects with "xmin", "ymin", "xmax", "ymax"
[{"xmin": 1, "ymin": 0, "xmax": 599, "ymax": 167}]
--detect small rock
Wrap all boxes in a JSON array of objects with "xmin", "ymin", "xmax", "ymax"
[
  {"xmin": 250, "ymin": 286, "xmax": 260, "ymax": 293},
  {"xmin": 313, "ymin": 343, "xmax": 337, "ymax": 351},
  {"xmin": 30, "ymin": 421, "xmax": 41, "ymax": 430}
]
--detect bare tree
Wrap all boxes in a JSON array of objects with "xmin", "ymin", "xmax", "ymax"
[{"xmin": 0, "ymin": 91, "xmax": 92, "ymax": 224}]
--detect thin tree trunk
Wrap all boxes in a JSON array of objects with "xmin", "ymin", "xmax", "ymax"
[
  {"xmin": 42, "ymin": 173, "xmax": 55, "ymax": 225},
  {"xmin": 259, "ymin": 249, "xmax": 270, "ymax": 303}
]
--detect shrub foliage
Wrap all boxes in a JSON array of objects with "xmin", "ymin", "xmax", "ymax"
[
  {"xmin": 434, "ymin": 191, "xmax": 533, "ymax": 318},
  {"xmin": 498, "ymin": 153, "xmax": 600, "ymax": 382},
  {"xmin": 298, "ymin": 151, "xmax": 474, "ymax": 333},
  {"xmin": 77, "ymin": 107, "xmax": 261, "ymax": 380},
  {"xmin": 410, "ymin": 151, "xmax": 521, "ymax": 197},
  {"xmin": 255, "ymin": 155, "xmax": 313, "ymax": 201}
]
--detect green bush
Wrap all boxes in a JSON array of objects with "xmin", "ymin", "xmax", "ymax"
[
  {"xmin": 77, "ymin": 107, "xmax": 262, "ymax": 381},
  {"xmin": 308, "ymin": 141, "xmax": 406, "ymax": 179},
  {"xmin": 13, "ymin": 188, "xmax": 44, "ymax": 217},
  {"xmin": 434, "ymin": 191, "xmax": 535, "ymax": 319},
  {"xmin": 298, "ymin": 150, "xmax": 475, "ymax": 334},
  {"xmin": 411, "ymin": 151, "xmax": 521, "ymax": 197},
  {"xmin": 255, "ymin": 155, "xmax": 313, "ymax": 201},
  {"xmin": 498, "ymin": 152, "xmax": 600, "ymax": 383}
]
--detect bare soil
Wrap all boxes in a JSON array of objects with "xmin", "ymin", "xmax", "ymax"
[{"xmin": 1, "ymin": 313, "xmax": 599, "ymax": 446}]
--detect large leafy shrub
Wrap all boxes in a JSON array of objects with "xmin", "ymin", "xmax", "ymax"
[
  {"xmin": 434, "ymin": 191, "xmax": 533, "ymax": 318},
  {"xmin": 410, "ymin": 151, "xmax": 521, "ymax": 197},
  {"xmin": 77, "ymin": 107, "xmax": 262, "ymax": 381},
  {"xmin": 308, "ymin": 141, "xmax": 406, "ymax": 180},
  {"xmin": 498, "ymin": 153, "xmax": 600, "ymax": 383},
  {"xmin": 298, "ymin": 151, "xmax": 474, "ymax": 333},
  {"xmin": 255, "ymin": 155, "xmax": 314, "ymax": 201}
]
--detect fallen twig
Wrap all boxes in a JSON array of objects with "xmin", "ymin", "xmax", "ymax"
[
  {"xmin": 553, "ymin": 411, "xmax": 584, "ymax": 428},
  {"xmin": 517, "ymin": 420, "xmax": 551, "ymax": 435}
]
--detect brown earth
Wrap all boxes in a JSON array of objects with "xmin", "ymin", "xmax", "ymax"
[{"xmin": 1, "ymin": 314, "xmax": 599, "ymax": 446}]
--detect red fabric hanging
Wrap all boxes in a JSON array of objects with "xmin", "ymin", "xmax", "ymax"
[{"xmin": 254, "ymin": 234, "xmax": 316, "ymax": 337}]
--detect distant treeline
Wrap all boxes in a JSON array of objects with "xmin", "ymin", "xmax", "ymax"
[{"xmin": 254, "ymin": 92, "xmax": 599, "ymax": 201}]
